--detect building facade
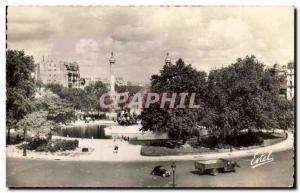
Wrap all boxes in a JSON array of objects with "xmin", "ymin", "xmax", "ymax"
[
  {"xmin": 272, "ymin": 62, "xmax": 294, "ymax": 101},
  {"xmin": 65, "ymin": 62, "xmax": 81, "ymax": 88},
  {"xmin": 39, "ymin": 58, "xmax": 81, "ymax": 88},
  {"xmin": 286, "ymin": 62, "xmax": 294, "ymax": 101}
]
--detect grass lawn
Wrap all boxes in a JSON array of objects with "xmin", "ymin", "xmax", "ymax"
[{"xmin": 141, "ymin": 144, "xmax": 213, "ymax": 156}]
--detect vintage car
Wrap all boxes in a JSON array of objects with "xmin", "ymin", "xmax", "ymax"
[
  {"xmin": 195, "ymin": 158, "xmax": 240, "ymax": 176},
  {"xmin": 150, "ymin": 166, "xmax": 171, "ymax": 177}
]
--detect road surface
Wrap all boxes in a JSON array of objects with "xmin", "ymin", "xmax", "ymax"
[{"xmin": 7, "ymin": 150, "xmax": 294, "ymax": 188}]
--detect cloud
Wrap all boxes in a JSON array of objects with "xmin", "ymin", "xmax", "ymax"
[
  {"xmin": 7, "ymin": 6, "xmax": 294, "ymax": 83},
  {"xmin": 75, "ymin": 38, "xmax": 100, "ymax": 54},
  {"xmin": 7, "ymin": 7, "xmax": 62, "ymax": 42},
  {"xmin": 196, "ymin": 18, "xmax": 254, "ymax": 50},
  {"xmin": 111, "ymin": 25, "xmax": 158, "ymax": 42}
]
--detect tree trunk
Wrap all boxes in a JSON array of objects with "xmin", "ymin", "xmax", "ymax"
[
  {"xmin": 23, "ymin": 128, "xmax": 27, "ymax": 141},
  {"xmin": 47, "ymin": 132, "xmax": 52, "ymax": 141},
  {"xmin": 7, "ymin": 128, "xmax": 11, "ymax": 144},
  {"xmin": 182, "ymin": 135, "xmax": 187, "ymax": 144}
]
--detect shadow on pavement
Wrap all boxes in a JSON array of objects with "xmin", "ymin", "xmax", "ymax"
[{"xmin": 190, "ymin": 170, "xmax": 204, "ymax": 176}]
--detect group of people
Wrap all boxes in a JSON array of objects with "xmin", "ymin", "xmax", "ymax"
[
  {"xmin": 117, "ymin": 109, "xmax": 139, "ymax": 125},
  {"xmin": 113, "ymin": 136, "xmax": 131, "ymax": 154}
]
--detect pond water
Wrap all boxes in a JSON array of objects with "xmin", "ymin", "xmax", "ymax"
[{"xmin": 57, "ymin": 124, "xmax": 110, "ymax": 139}]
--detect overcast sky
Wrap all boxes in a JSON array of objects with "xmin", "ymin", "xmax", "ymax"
[{"xmin": 7, "ymin": 6, "xmax": 294, "ymax": 83}]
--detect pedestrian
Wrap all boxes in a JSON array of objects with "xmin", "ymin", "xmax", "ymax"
[
  {"xmin": 114, "ymin": 145, "xmax": 118, "ymax": 153},
  {"xmin": 115, "ymin": 145, "xmax": 119, "ymax": 153}
]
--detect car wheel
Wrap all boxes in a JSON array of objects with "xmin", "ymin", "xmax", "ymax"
[
  {"xmin": 199, "ymin": 169, "xmax": 204, "ymax": 174},
  {"xmin": 211, "ymin": 168, "xmax": 219, "ymax": 176},
  {"xmin": 151, "ymin": 172, "xmax": 154, "ymax": 175}
]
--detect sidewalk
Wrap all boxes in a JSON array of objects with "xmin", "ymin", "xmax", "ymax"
[{"xmin": 6, "ymin": 132, "xmax": 294, "ymax": 162}]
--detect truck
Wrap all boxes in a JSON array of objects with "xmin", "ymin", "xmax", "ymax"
[{"xmin": 194, "ymin": 158, "xmax": 240, "ymax": 176}]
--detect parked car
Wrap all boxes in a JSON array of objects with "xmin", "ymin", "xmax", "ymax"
[
  {"xmin": 195, "ymin": 158, "xmax": 240, "ymax": 176},
  {"xmin": 150, "ymin": 166, "xmax": 171, "ymax": 177}
]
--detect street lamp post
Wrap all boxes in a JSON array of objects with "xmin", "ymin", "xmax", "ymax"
[
  {"xmin": 22, "ymin": 141, "xmax": 27, "ymax": 156},
  {"xmin": 171, "ymin": 162, "xmax": 176, "ymax": 188},
  {"xmin": 23, "ymin": 128, "xmax": 27, "ymax": 156}
]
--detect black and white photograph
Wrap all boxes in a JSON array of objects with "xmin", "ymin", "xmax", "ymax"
[{"xmin": 5, "ymin": 5, "xmax": 295, "ymax": 188}]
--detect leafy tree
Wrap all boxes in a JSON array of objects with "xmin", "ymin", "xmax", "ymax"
[
  {"xmin": 115, "ymin": 85, "xmax": 144, "ymax": 94},
  {"xmin": 17, "ymin": 90, "xmax": 75, "ymax": 140},
  {"xmin": 46, "ymin": 81, "xmax": 109, "ymax": 114},
  {"xmin": 115, "ymin": 85, "xmax": 144, "ymax": 110},
  {"xmin": 6, "ymin": 50, "xmax": 36, "ymax": 142},
  {"xmin": 91, "ymin": 81, "xmax": 109, "ymax": 113},
  {"xmin": 44, "ymin": 83, "xmax": 64, "ymax": 96},
  {"xmin": 203, "ymin": 55, "xmax": 291, "ymax": 142},
  {"xmin": 34, "ymin": 91, "xmax": 75, "ymax": 125},
  {"xmin": 84, "ymin": 81, "xmax": 107, "ymax": 95},
  {"xmin": 151, "ymin": 59, "xmax": 207, "ymax": 94},
  {"xmin": 16, "ymin": 110, "xmax": 54, "ymax": 140},
  {"xmin": 140, "ymin": 59, "xmax": 207, "ymax": 143}
]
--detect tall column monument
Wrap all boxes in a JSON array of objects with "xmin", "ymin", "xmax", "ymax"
[{"xmin": 109, "ymin": 52, "xmax": 116, "ymax": 112}]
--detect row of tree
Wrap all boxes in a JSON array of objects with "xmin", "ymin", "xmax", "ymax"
[
  {"xmin": 140, "ymin": 56, "xmax": 293, "ymax": 143},
  {"xmin": 6, "ymin": 49, "xmax": 293, "ymax": 145},
  {"xmin": 6, "ymin": 49, "xmax": 145, "ymax": 142},
  {"xmin": 6, "ymin": 50, "xmax": 75, "ymax": 142},
  {"xmin": 45, "ymin": 81, "xmax": 144, "ymax": 113}
]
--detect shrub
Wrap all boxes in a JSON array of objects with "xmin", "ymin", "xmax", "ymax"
[
  {"xmin": 201, "ymin": 132, "xmax": 265, "ymax": 148},
  {"xmin": 17, "ymin": 139, "xmax": 79, "ymax": 152},
  {"xmin": 17, "ymin": 138, "xmax": 48, "ymax": 150},
  {"xmin": 201, "ymin": 135, "xmax": 219, "ymax": 149},
  {"xmin": 141, "ymin": 145, "xmax": 211, "ymax": 156},
  {"xmin": 46, "ymin": 139, "xmax": 79, "ymax": 152},
  {"xmin": 229, "ymin": 132, "xmax": 264, "ymax": 147}
]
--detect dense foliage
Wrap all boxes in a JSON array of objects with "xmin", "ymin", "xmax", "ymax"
[
  {"xmin": 17, "ymin": 139, "xmax": 79, "ymax": 152},
  {"xmin": 6, "ymin": 50, "xmax": 36, "ymax": 142},
  {"xmin": 141, "ymin": 55, "xmax": 293, "ymax": 144},
  {"xmin": 140, "ymin": 59, "xmax": 207, "ymax": 143},
  {"xmin": 45, "ymin": 82, "xmax": 107, "ymax": 112},
  {"xmin": 203, "ymin": 56, "xmax": 292, "ymax": 141},
  {"xmin": 16, "ymin": 90, "xmax": 76, "ymax": 139}
]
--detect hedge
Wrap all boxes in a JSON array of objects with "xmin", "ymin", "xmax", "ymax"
[{"xmin": 17, "ymin": 139, "xmax": 79, "ymax": 152}]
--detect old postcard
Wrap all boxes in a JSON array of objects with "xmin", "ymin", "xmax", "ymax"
[{"xmin": 6, "ymin": 6, "xmax": 295, "ymax": 188}]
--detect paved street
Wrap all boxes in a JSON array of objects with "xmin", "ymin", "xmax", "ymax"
[
  {"xmin": 7, "ymin": 150, "xmax": 294, "ymax": 188},
  {"xmin": 6, "ymin": 132, "xmax": 293, "ymax": 162}
]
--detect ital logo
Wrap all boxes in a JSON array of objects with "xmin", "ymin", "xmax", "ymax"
[{"xmin": 250, "ymin": 150, "xmax": 274, "ymax": 168}]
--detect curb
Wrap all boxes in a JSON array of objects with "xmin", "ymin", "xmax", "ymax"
[{"xmin": 7, "ymin": 133, "xmax": 293, "ymax": 162}]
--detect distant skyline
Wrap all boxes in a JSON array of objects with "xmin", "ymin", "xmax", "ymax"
[{"xmin": 7, "ymin": 6, "xmax": 294, "ymax": 83}]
